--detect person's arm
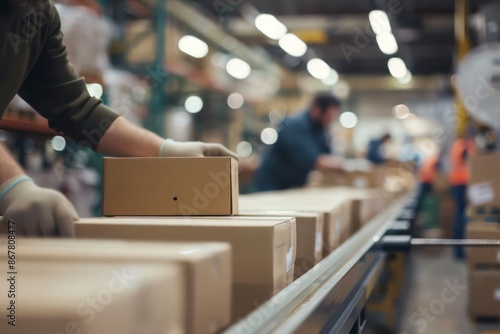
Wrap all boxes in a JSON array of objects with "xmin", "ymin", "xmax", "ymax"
[
  {"xmin": 0, "ymin": 144, "xmax": 24, "ymax": 184},
  {"xmin": 18, "ymin": 5, "xmax": 236, "ymax": 159}
]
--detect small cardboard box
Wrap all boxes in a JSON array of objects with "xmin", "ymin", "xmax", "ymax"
[
  {"xmin": 102, "ymin": 157, "xmax": 239, "ymax": 216},
  {"xmin": 10, "ymin": 239, "xmax": 231, "ymax": 334},
  {"xmin": 239, "ymin": 191, "xmax": 349, "ymax": 257},
  {"xmin": 0, "ymin": 261, "xmax": 185, "ymax": 334},
  {"xmin": 466, "ymin": 222, "xmax": 500, "ymax": 267},
  {"xmin": 468, "ymin": 153, "xmax": 500, "ymax": 208},
  {"xmin": 76, "ymin": 216, "xmax": 296, "ymax": 320},
  {"xmin": 238, "ymin": 211, "xmax": 323, "ymax": 279},
  {"xmin": 468, "ymin": 269, "xmax": 500, "ymax": 318}
]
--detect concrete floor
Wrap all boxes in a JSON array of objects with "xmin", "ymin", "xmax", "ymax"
[{"xmin": 396, "ymin": 248, "xmax": 500, "ymax": 334}]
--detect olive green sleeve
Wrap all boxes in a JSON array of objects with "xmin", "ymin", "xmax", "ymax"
[{"xmin": 17, "ymin": 4, "xmax": 119, "ymax": 150}]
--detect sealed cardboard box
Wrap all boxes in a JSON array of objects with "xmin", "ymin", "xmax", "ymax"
[
  {"xmin": 468, "ymin": 153, "xmax": 500, "ymax": 208},
  {"xmin": 0, "ymin": 261, "xmax": 185, "ymax": 334},
  {"xmin": 102, "ymin": 157, "xmax": 239, "ymax": 216},
  {"xmin": 10, "ymin": 239, "xmax": 231, "ymax": 334},
  {"xmin": 238, "ymin": 211, "xmax": 323, "ymax": 278},
  {"xmin": 466, "ymin": 222, "xmax": 500, "ymax": 267},
  {"xmin": 240, "ymin": 189, "xmax": 350, "ymax": 256},
  {"xmin": 76, "ymin": 216, "xmax": 296, "ymax": 320},
  {"xmin": 468, "ymin": 269, "xmax": 500, "ymax": 318}
]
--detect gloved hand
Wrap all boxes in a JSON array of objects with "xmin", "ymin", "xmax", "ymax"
[
  {"xmin": 159, "ymin": 139, "xmax": 239, "ymax": 159},
  {"xmin": 0, "ymin": 176, "xmax": 78, "ymax": 237}
]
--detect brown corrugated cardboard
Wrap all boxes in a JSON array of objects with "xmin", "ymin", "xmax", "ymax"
[
  {"xmin": 466, "ymin": 222, "xmax": 500, "ymax": 267},
  {"xmin": 102, "ymin": 157, "xmax": 239, "ymax": 216},
  {"xmin": 468, "ymin": 153, "xmax": 500, "ymax": 208},
  {"xmin": 238, "ymin": 211, "xmax": 323, "ymax": 279},
  {"xmin": 0, "ymin": 261, "xmax": 185, "ymax": 334},
  {"xmin": 76, "ymin": 216, "xmax": 296, "ymax": 320},
  {"xmin": 9, "ymin": 239, "xmax": 231, "ymax": 334},
  {"xmin": 468, "ymin": 269, "xmax": 500, "ymax": 318},
  {"xmin": 239, "ymin": 190, "xmax": 349, "ymax": 257}
]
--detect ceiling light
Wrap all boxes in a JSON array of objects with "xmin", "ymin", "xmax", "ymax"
[
  {"xmin": 369, "ymin": 10, "xmax": 391, "ymax": 35},
  {"xmin": 51, "ymin": 136, "xmax": 66, "ymax": 152},
  {"xmin": 178, "ymin": 35, "xmax": 209, "ymax": 59},
  {"xmin": 255, "ymin": 14, "xmax": 287, "ymax": 40},
  {"xmin": 392, "ymin": 104, "xmax": 410, "ymax": 119},
  {"xmin": 184, "ymin": 96, "xmax": 203, "ymax": 113},
  {"xmin": 387, "ymin": 57, "xmax": 407, "ymax": 79},
  {"xmin": 86, "ymin": 83, "xmax": 103, "ymax": 99},
  {"xmin": 227, "ymin": 93, "xmax": 244, "ymax": 109},
  {"xmin": 376, "ymin": 33, "xmax": 398, "ymax": 55},
  {"xmin": 278, "ymin": 33, "xmax": 308, "ymax": 57},
  {"xmin": 339, "ymin": 111, "xmax": 358, "ymax": 129},
  {"xmin": 236, "ymin": 141, "xmax": 253, "ymax": 157},
  {"xmin": 226, "ymin": 58, "xmax": 252, "ymax": 79},
  {"xmin": 307, "ymin": 58, "xmax": 331, "ymax": 80},
  {"xmin": 321, "ymin": 69, "xmax": 339, "ymax": 86},
  {"xmin": 261, "ymin": 128, "xmax": 278, "ymax": 145},
  {"xmin": 398, "ymin": 71, "xmax": 412, "ymax": 84}
]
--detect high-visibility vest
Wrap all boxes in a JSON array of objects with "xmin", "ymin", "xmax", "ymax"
[
  {"xmin": 419, "ymin": 154, "xmax": 439, "ymax": 183},
  {"xmin": 449, "ymin": 139, "xmax": 477, "ymax": 185}
]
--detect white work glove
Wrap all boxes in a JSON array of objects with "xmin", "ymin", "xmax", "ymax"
[
  {"xmin": 159, "ymin": 139, "xmax": 239, "ymax": 159},
  {"xmin": 0, "ymin": 176, "xmax": 78, "ymax": 237}
]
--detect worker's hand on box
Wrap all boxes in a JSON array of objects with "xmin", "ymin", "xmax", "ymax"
[
  {"xmin": 0, "ymin": 176, "xmax": 78, "ymax": 237},
  {"xmin": 159, "ymin": 139, "xmax": 238, "ymax": 160}
]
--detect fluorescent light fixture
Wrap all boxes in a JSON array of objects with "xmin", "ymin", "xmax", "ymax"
[
  {"xmin": 307, "ymin": 58, "xmax": 331, "ymax": 80},
  {"xmin": 226, "ymin": 58, "xmax": 252, "ymax": 79},
  {"xmin": 184, "ymin": 96, "xmax": 203, "ymax": 113},
  {"xmin": 398, "ymin": 70, "xmax": 412, "ymax": 84},
  {"xmin": 392, "ymin": 104, "xmax": 410, "ymax": 119},
  {"xmin": 278, "ymin": 33, "xmax": 308, "ymax": 57},
  {"xmin": 236, "ymin": 141, "xmax": 253, "ymax": 157},
  {"xmin": 369, "ymin": 10, "xmax": 391, "ymax": 35},
  {"xmin": 321, "ymin": 69, "xmax": 339, "ymax": 86},
  {"xmin": 255, "ymin": 14, "xmax": 287, "ymax": 40},
  {"xmin": 261, "ymin": 128, "xmax": 278, "ymax": 145},
  {"xmin": 227, "ymin": 93, "xmax": 244, "ymax": 109},
  {"xmin": 387, "ymin": 57, "xmax": 407, "ymax": 79},
  {"xmin": 376, "ymin": 33, "xmax": 398, "ymax": 55},
  {"xmin": 339, "ymin": 111, "xmax": 358, "ymax": 129},
  {"xmin": 178, "ymin": 35, "xmax": 209, "ymax": 59}
]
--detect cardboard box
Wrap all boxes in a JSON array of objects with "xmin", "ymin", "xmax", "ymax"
[
  {"xmin": 468, "ymin": 269, "xmax": 500, "ymax": 318},
  {"xmin": 466, "ymin": 222, "xmax": 500, "ymax": 267},
  {"xmin": 468, "ymin": 153, "xmax": 500, "ymax": 208},
  {"xmin": 0, "ymin": 261, "xmax": 185, "ymax": 334},
  {"xmin": 9, "ymin": 239, "xmax": 231, "ymax": 334},
  {"xmin": 102, "ymin": 157, "xmax": 239, "ymax": 216},
  {"xmin": 238, "ymin": 211, "xmax": 323, "ymax": 279},
  {"xmin": 76, "ymin": 216, "xmax": 296, "ymax": 320},
  {"xmin": 239, "ymin": 191, "xmax": 349, "ymax": 257}
]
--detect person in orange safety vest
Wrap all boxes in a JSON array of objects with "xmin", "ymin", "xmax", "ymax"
[{"xmin": 449, "ymin": 138, "xmax": 477, "ymax": 259}]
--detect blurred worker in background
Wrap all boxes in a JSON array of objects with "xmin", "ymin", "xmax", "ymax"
[
  {"xmin": 366, "ymin": 133, "xmax": 392, "ymax": 165},
  {"xmin": 416, "ymin": 152, "xmax": 441, "ymax": 214},
  {"xmin": 253, "ymin": 93, "xmax": 343, "ymax": 191},
  {"xmin": 0, "ymin": 0, "xmax": 237, "ymax": 237},
  {"xmin": 449, "ymin": 138, "xmax": 477, "ymax": 259}
]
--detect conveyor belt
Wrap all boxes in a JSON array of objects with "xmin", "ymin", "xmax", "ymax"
[{"xmin": 224, "ymin": 193, "xmax": 416, "ymax": 333}]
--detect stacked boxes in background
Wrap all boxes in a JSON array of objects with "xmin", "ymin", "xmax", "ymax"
[
  {"xmin": 466, "ymin": 153, "xmax": 500, "ymax": 319},
  {"xmin": 466, "ymin": 222, "xmax": 500, "ymax": 319},
  {"xmin": 239, "ymin": 188, "xmax": 350, "ymax": 257}
]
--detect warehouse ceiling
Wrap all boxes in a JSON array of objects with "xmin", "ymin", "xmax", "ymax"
[{"xmin": 182, "ymin": 0, "xmax": 492, "ymax": 76}]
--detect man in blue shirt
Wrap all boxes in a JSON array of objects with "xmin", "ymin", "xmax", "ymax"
[
  {"xmin": 254, "ymin": 93, "xmax": 342, "ymax": 191},
  {"xmin": 367, "ymin": 133, "xmax": 392, "ymax": 165}
]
